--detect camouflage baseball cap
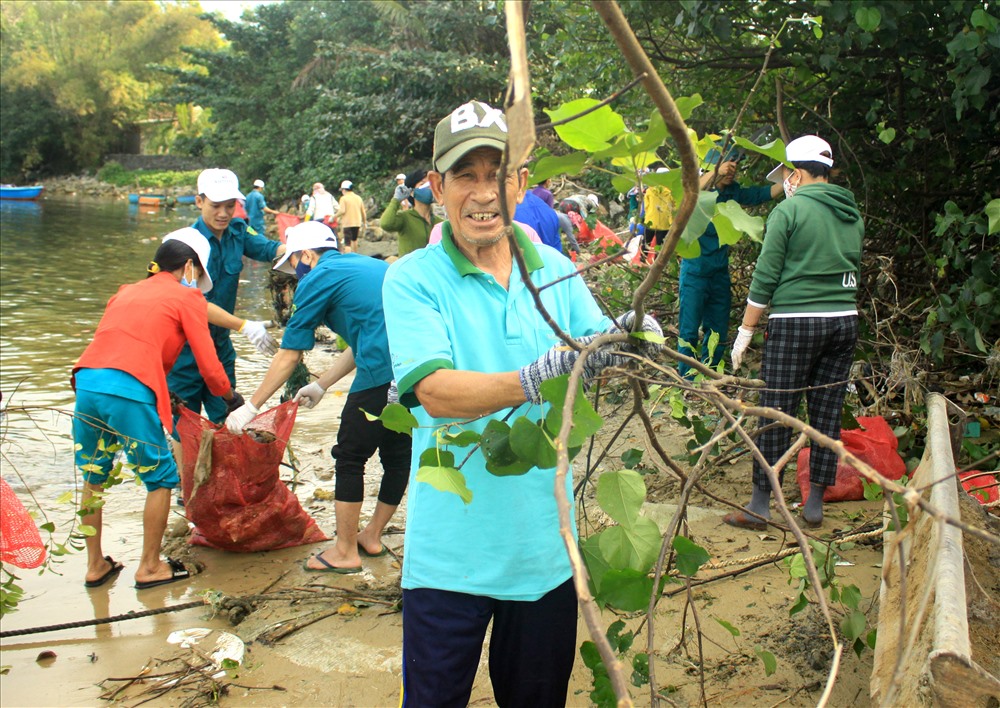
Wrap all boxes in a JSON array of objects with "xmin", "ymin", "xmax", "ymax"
[{"xmin": 432, "ymin": 101, "xmax": 509, "ymax": 173}]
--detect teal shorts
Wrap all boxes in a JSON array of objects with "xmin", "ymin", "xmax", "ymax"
[{"xmin": 73, "ymin": 386, "xmax": 178, "ymax": 492}]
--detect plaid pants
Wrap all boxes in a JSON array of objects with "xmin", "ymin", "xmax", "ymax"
[{"xmin": 753, "ymin": 316, "xmax": 858, "ymax": 491}]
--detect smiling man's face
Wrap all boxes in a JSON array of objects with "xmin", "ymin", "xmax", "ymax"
[{"xmin": 429, "ymin": 147, "xmax": 526, "ymax": 248}]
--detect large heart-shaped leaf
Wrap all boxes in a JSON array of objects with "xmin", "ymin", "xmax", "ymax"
[
  {"xmin": 546, "ymin": 99, "xmax": 627, "ymax": 152},
  {"xmin": 672, "ymin": 535, "xmax": 710, "ymax": 576},
  {"xmin": 529, "ymin": 151, "xmax": 588, "ymax": 183},
  {"xmin": 596, "ymin": 469, "xmax": 646, "ymax": 527},
  {"xmin": 368, "ymin": 403, "xmax": 418, "ymax": 434},
  {"xmin": 713, "ymin": 200, "xmax": 765, "ymax": 245},
  {"xmin": 597, "ymin": 517, "xmax": 661, "ymax": 572},
  {"xmin": 732, "ymin": 136, "xmax": 787, "ymax": 164},
  {"xmin": 679, "ymin": 191, "xmax": 720, "ymax": 245},
  {"xmin": 509, "ymin": 417, "xmax": 557, "ymax": 469},
  {"xmin": 481, "ymin": 419, "xmax": 533, "ymax": 476},
  {"xmin": 599, "ymin": 569, "xmax": 654, "ymax": 612},
  {"xmin": 581, "ymin": 534, "xmax": 610, "ymax": 595},
  {"xmin": 542, "ymin": 375, "xmax": 604, "ymax": 448},
  {"xmin": 416, "ymin": 465, "xmax": 472, "ymax": 504}
]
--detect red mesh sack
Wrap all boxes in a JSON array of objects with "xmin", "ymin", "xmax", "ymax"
[
  {"xmin": 275, "ymin": 213, "xmax": 301, "ymax": 243},
  {"xmin": 796, "ymin": 416, "xmax": 907, "ymax": 502},
  {"xmin": 176, "ymin": 402, "xmax": 327, "ymax": 552},
  {"xmin": 959, "ymin": 471, "xmax": 999, "ymax": 505},
  {"xmin": 1, "ymin": 477, "xmax": 46, "ymax": 569}
]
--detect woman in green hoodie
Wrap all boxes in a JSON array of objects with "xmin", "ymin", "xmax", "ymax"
[{"xmin": 726, "ymin": 135, "xmax": 864, "ymax": 531}]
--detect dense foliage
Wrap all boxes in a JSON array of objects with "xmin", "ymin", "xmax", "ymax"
[{"xmin": 0, "ymin": 0, "xmax": 219, "ymax": 179}]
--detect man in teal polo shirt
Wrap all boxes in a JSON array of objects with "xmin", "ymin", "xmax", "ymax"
[
  {"xmin": 245, "ymin": 178, "xmax": 278, "ymax": 236},
  {"xmin": 382, "ymin": 100, "xmax": 660, "ymax": 707},
  {"xmin": 226, "ymin": 220, "xmax": 410, "ymax": 574},
  {"xmin": 167, "ymin": 168, "xmax": 285, "ymax": 424}
]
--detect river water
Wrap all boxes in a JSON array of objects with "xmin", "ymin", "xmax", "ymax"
[{"xmin": 0, "ymin": 195, "xmax": 277, "ymax": 493}]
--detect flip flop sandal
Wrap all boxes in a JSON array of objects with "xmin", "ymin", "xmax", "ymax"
[
  {"xmin": 303, "ymin": 553, "xmax": 362, "ymax": 574},
  {"xmin": 84, "ymin": 556, "xmax": 124, "ymax": 588},
  {"xmin": 357, "ymin": 543, "xmax": 389, "ymax": 558},
  {"xmin": 135, "ymin": 557, "xmax": 190, "ymax": 590},
  {"xmin": 722, "ymin": 510, "xmax": 768, "ymax": 531}
]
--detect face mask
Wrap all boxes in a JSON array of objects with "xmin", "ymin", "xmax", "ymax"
[
  {"xmin": 783, "ymin": 173, "xmax": 799, "ymax": 199},
  {"xmin": 181, "ymin": 263, "xmax": 199, "ymax": 288},
  {"xmin": 295, "ymin": 260, "xmax": 312, "ymax": 280},
  {"xmin": 413, "ymin": 186, "xmax": 434, "ymax": 204}
]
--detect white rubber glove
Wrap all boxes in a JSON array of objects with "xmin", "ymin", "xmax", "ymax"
[
  {"xmin": 293, "ymin": 382, "xmax": 327, "ymax": 409},
  {"xmin": 225, "ymin": 401, "xmax": 260, "ymax": 433},
  {"xmin": 241, "ymin": 320, "xmax": 277, "ymax": 356},
  {"xmin": 730, "ymin": 326, "xmax": 755, "ymax": 370}
]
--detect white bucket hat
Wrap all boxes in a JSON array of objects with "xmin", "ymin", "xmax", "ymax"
[
  {"xmin": 162, "ymin": 227, "xmax": 213, "ymax": 293},
  {"xmin": 273, "ymin": 221, "xmax": 338, "ymax": 274},
  {"xmin": 767, "ymin": 136, "xmax": 834, "ymax": 183}
]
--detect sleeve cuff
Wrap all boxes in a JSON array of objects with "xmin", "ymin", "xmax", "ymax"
[
  {"xmin": 747, "ymin": 296, "xmax": 770, "ymax": 309},
  {"xmin": 396, "ymin": 358, "xmax": 454, "ymax": 407}
]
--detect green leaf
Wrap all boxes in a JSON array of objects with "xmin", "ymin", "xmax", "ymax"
[
  {"xmin": 599, "ymin": 569, "xmax": 654, "ymax": 611},
  {"xmin": 754, "ymin": 645, "xmax": 777, "ymax": 676},
  {"xmin": 855, "ymin": 7, "xmax": 882, "ymax": 32},
  {"xmin": 714, "ymin": 617, "xmax": 741, "ymax": 637},
  {"xmin": 581, "ymin": 534, "xmax": 611, "ymax": 594},
  {"xmin": 77, "ymin": 524, "xmax": 98, "ymax": 537},
  {"xmin": 866, "ymin": 628, "xmax": 878, "ymax": 650},
  {"xmin": 416, "ymin": 465, "xmax": 473, "ymax": 504},
  {"xmin": 985, "ymin": 199, "xmax": 1000, "ymax": 235},
  {"xmin": 579, "ymin": 640, "xmax": 605, "ymax": 673},
  {"xmin": 546, "ymin": 99, "xmax": 626, "ymax": 151},
  {"xmin": 481, "ymin": 420, "xmax": 533, "ymax": 476},
  {"xmin": 606, "ymin": 620, "xmax": 633, "ymax": 653},
  {"xmin": 672, "ymin": 535, "xmax": 710, "ymax": 576},
  {"xmin": 598, "ymin": 517, "xmax": 661, "ymax": 572},
  {"xmin": 679, "ymin": 191, "xmax": 720, "ymax": 245},
  {"xmin": 596, "ymin": 470, "xmax": 647, "ymax": 527},
  {"xmin": 509, "ymin": 417, "xmax": 557, "ymax": 469},
  {"xmin": 785, "ymin": 552, "xmax": 808, "ymax": 579},
  {"xmin": 419, "ymin": 447, "xmax": 455, "ymax": 469},
  {"xmin": 631, "ymin": 653, "xmax": 650, "ymax": 687},
  {"xmin": 55, "ymin": 491, "xmax": 74, "ymax": 505},
  {"xmin": 731, "ymin": 137, "xmax": 787, "ymax": 164},
  {"xmin": 368, "ymin": 403, "xmax": 418, "ymax": 435},
  {"xmin": 437, "ymin": 430, "xmax": 481, "ymax": 447},
  {"xmin": 713, "ymin": 200, "xmax": 765, "ymax": 245},
  {"xmin": 620, "ymin": 448, "xmax": 643, "ymax": 469},
  {"xmin": 878, "ymin": 126, "xmax": 896, "ymax": 144},
  {"xmin": 674, "ymin": 94, "xmax": 704, "ymax": 121},
  {"xmin": 841, "ymin": 610, "xmax": 867, "ymax": 641},
  {"xmin": 789, "ymin": 591, "xmax": 810, "ymax": 616},
  {"xmin": 529, "ymin": 152, "xmax": 589, "ymax": 183},
  {"xmin": 840, "ymin": 584, "xmax": 862, "ymax": 610},
  {"xmin": 542, "ymin": 375, "xmax": 604, "ymax": 448},
  {"xmin": 635, "ymin": 109, "xmax": 668, "ymax": 152},
  {"xmin": 39, "ymin": 522, "xmax": 56, "ymax": 533}
]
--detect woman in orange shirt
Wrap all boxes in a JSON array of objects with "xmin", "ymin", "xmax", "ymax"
[{"xmin": 73, "ymin": 228, "xmax": 241, "ymax": 590}]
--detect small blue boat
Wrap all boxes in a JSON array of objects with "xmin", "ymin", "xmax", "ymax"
[
  {"xmin": 0, "ymin": 185, "xmax": 44, "ymax": 200},
  {"xmin": 175, "ymin": 195, "xmax": 197, "ymax": 205}
]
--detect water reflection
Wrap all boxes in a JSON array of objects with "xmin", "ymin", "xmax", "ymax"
[{"xmin": 0, "ymin": 195, "xmax": 278, "ymax": 489}]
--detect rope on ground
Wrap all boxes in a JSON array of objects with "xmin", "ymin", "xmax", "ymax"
[
  {"xmin": 0, "ymin": 599, "xmax": 206, "ymax": 639},
  {"xmin": 700, "ymin": 527, "xmax": 885, "ymax": 572}
]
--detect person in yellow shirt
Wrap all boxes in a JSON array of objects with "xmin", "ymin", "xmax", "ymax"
[{"xmin": 335, "ymin": 180, "xmax": 367, "ymax": 253}]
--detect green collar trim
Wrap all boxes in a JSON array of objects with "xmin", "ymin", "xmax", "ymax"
[{"xmin": 440, "ymin": 221, "xmax": 544, "ymax": 276}]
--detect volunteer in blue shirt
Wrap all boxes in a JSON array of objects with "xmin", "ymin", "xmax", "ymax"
[
  {"xmin": 677, "ymin": 147, "xmax": 782, "ymax": 378},
  {"xmin": 514, "ymin": 189, "xmax": 562, "ymax": 252},
  {"xmin": 245, "ymin": 178, "xmax": 278, "ymax": 236},
  {"xmin": 167, "ymin": 168, "xmax": 286, "ymax": 425},
  {"xmin": 382, "ymin": 100, "xmax": 661, "ymax": 707},
  {"xmin": 226, "ymin": 221, "xmax": 410, "ymax": 574}
]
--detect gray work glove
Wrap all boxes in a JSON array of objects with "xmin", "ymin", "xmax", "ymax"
[
  {"xmin": 612, "ymin": 311, "xmax": 664, "ymax": 356},
  {"xmin": 393, "ymin": 184, "xmax": 413, "ymax": 202},
  {"xmin": 519, "ymin": 333, "xmax": 628, "ymax": 404}
]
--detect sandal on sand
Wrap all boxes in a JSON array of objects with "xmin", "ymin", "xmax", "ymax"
[
  {"xmin": 357, "ymin": 543, "xmax": 389, "ymax": 558},
  {"xmin": 84, "ymin": 556, "xmax": 124, "ymax": 588},
  {"xmin": 135, "ymin": 557, "xmax": 190, "ymax": 590},
  {"xmin": 303, "ymin": 553, "xmax": 362, "ymax": 574},
  {"xmin": 722, "ymin": 510, "xmax": 768, "ymax": 531}
]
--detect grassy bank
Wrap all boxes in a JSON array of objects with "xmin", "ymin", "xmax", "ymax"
[{"xmin": 96, "ymin": 161, "xmax": 200, "ymax": 190}]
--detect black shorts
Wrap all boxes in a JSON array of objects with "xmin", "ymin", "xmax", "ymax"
[{"xmin": 341, "ymin": 226, "xmax": 360, "ymax": 244}]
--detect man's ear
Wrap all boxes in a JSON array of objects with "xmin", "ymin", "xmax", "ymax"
[
  {"xmin": 515, "ymin": 167, "xmax": 529, "ymax": 204},
  {"xmin": 429, "ymin": 171, "xmax": 445, "ymax": 203}
]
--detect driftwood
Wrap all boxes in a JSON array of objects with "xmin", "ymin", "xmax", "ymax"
[{"xmin": 870, "ymin": 393, "xmax": 1000, "ymax": 706}]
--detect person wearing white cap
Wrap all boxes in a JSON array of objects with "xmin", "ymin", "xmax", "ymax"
[
  {"xmin": 245, "ymin": 178, "xmax": 279, "ymax": 238},
  {"xmin": 726, "ymin": 135, "xmax": 864, "ymax": 531},
  {"xmin": 333, "ymin": 180, "xmax": 367, "ymax": 253},
  {"xmin": 226, "ymin": 220, "xmax": 410, "ymax": 575},
  {"xmin": 72, "ymin": 228, "xmax": 243, "ymax": 590},
  {"xmin": 395, "ymin": 173, "xmax": 407, "ymax": 185},
  {"xmin": 166, "ymin": 168, "xmax": 286, "ymax": 427},
  {"xmin": 382, "ymin": 100, "xmax": 662, "ymax": 706}
]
